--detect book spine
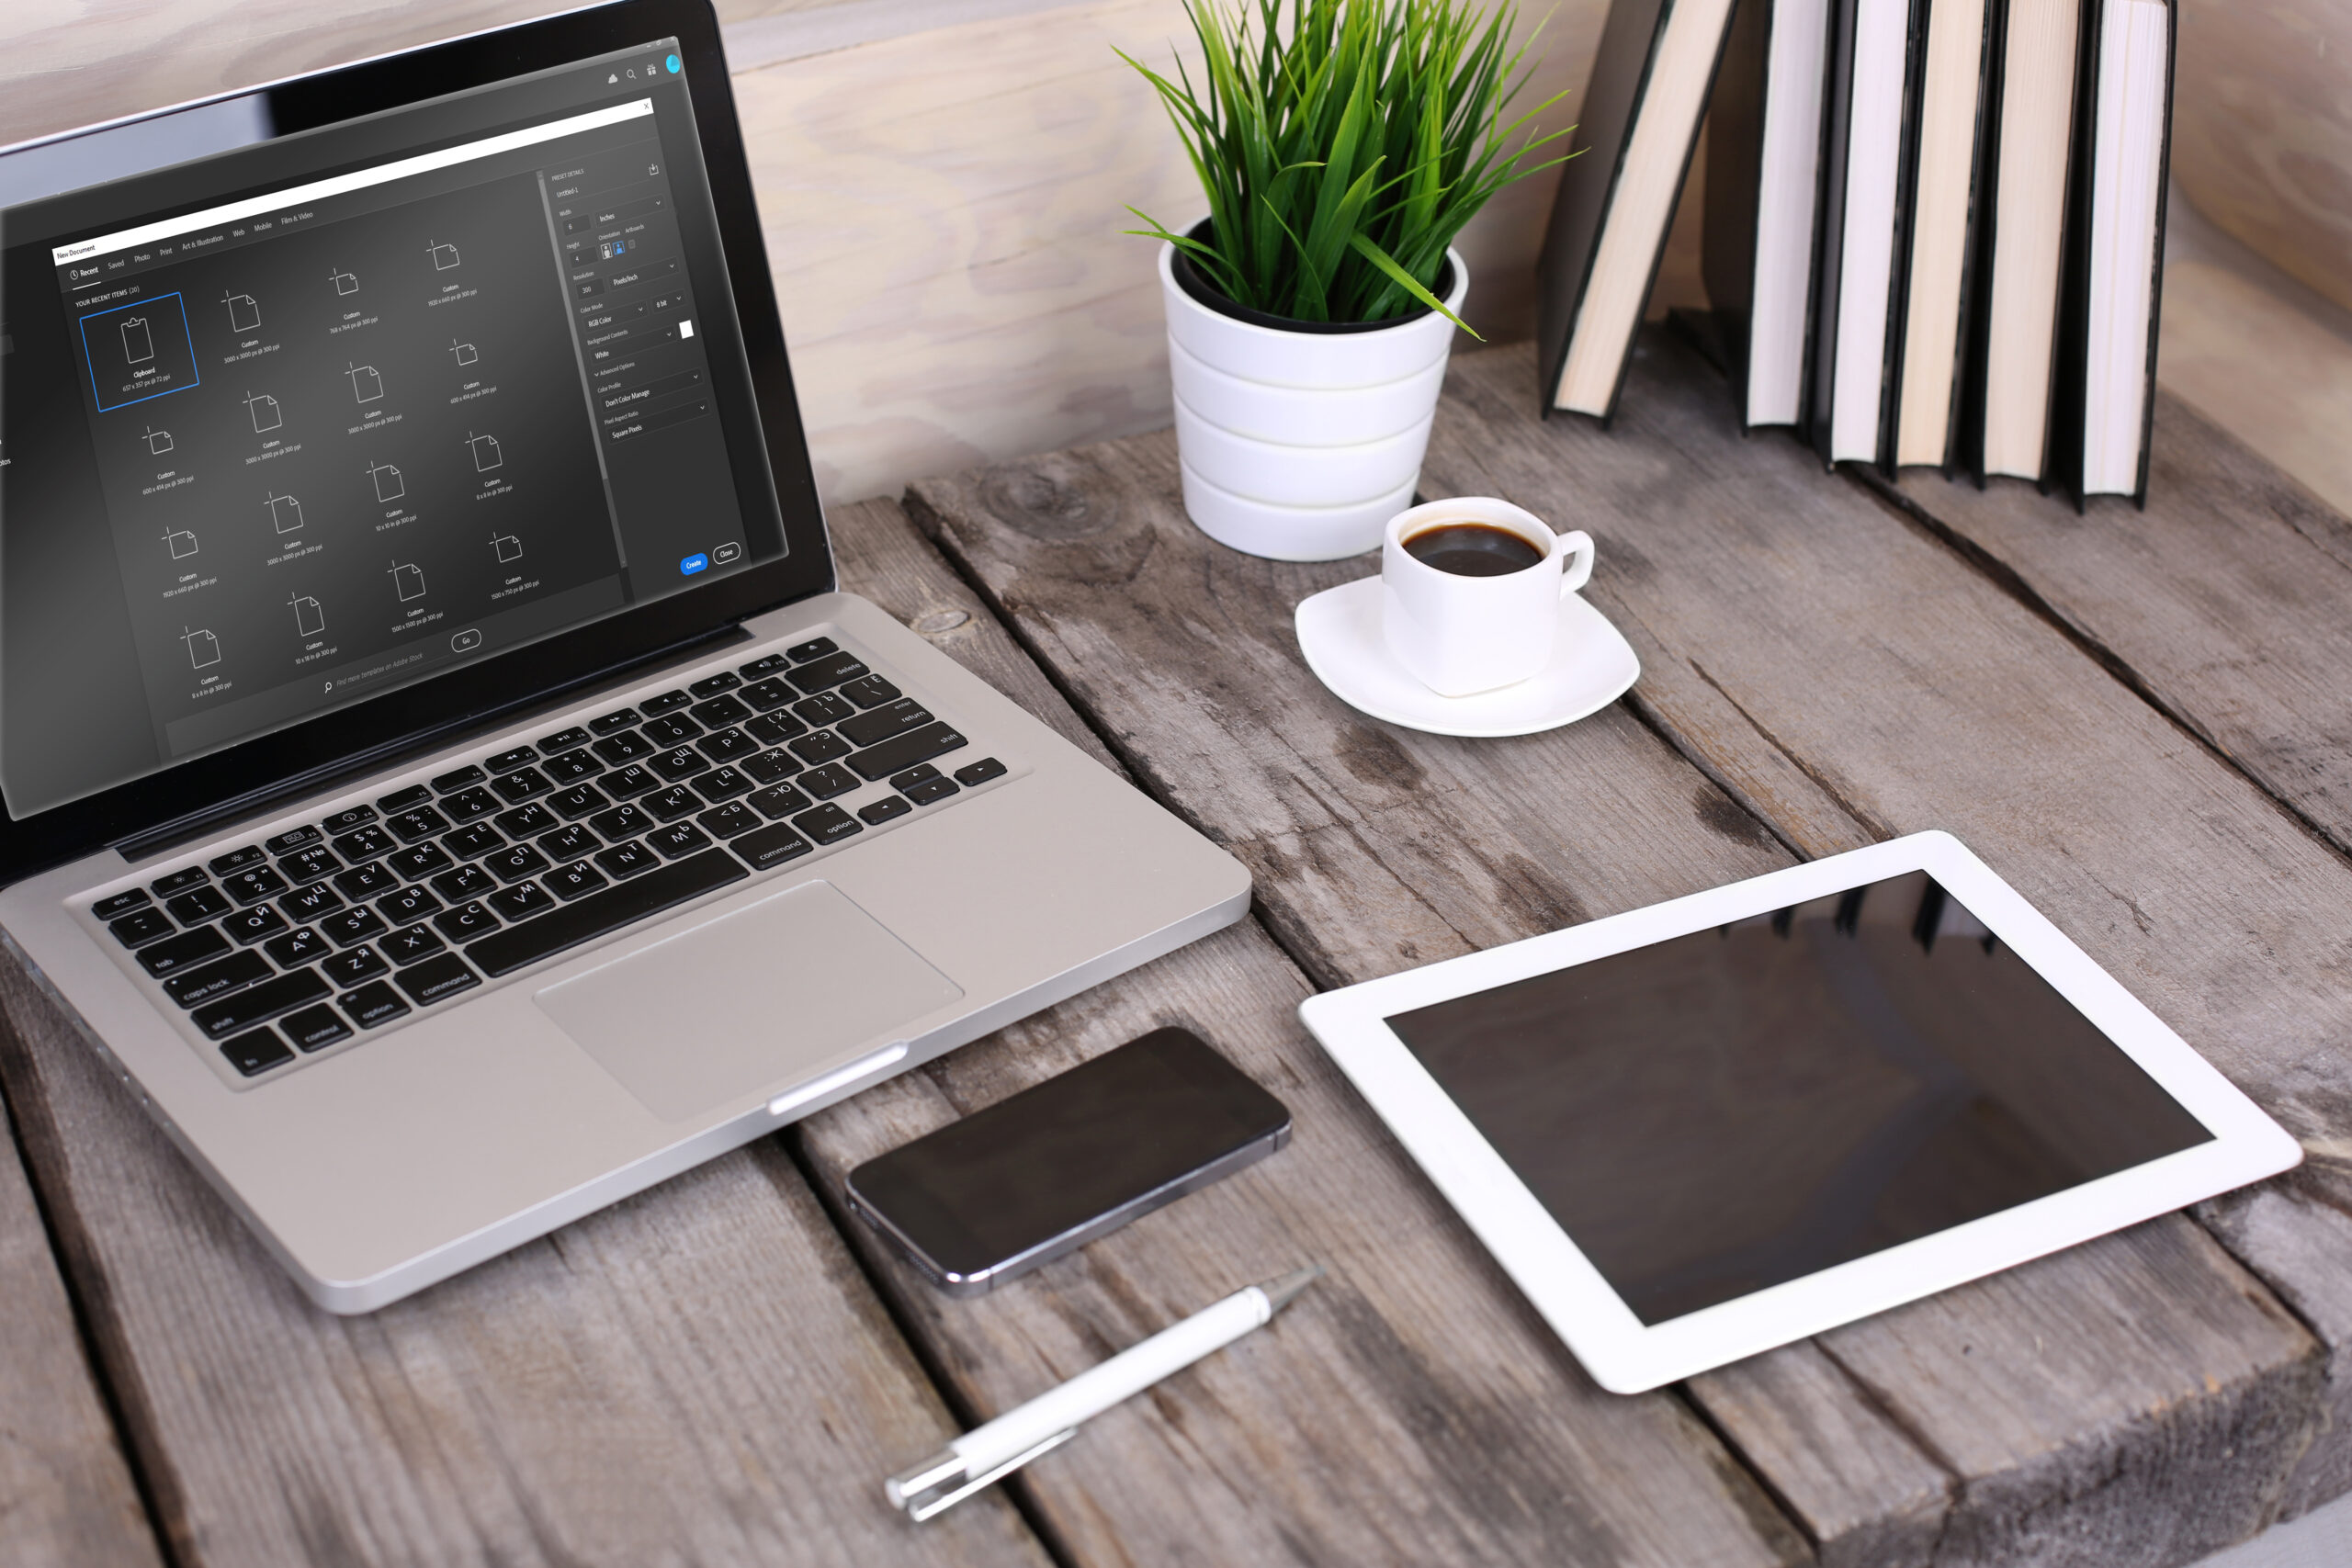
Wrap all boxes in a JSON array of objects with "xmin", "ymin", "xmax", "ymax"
[
  {"xmin": 2131, "ymin": 0, "xmax": 2176, "ymax": 505},
  {"xmin": 1875, "ymin": 0, "xmax": 1932, "ymax": 474},
  {"xmin": 2046, "ymin": 0, "xmax": 2103, "ymax": 504},
  {"xmin": 1956, "ymin": 0, "xmax": 2014, "ymax": 485},
  {"xmin": 1807, "ymin": 0, "xmax": 1863, "ymax": 464},
  {"xmin": 1939, "ymin": 0, "xmax": 2001, "ymax": 472},
  {"xmin": 1704, "ymin": 0, "xmax": 1772, "ymax": 419}
]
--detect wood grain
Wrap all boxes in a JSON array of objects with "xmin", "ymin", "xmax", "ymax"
[
  {"xmin": 0, "ymin": 950, "xmax": 1047, "ymax": 1567},
  {"xmin": 1419, "ymin": 332, "xmax": 2348, "ymax": 1562},
  {"xmin": 799, "ymin": 497, "xmax": 1811, "ymax": 1567}
]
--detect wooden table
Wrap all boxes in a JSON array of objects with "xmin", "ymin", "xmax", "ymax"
[{"xmin": 7, "ymin": 326, "xmax": 2349, "ymax": 1568}]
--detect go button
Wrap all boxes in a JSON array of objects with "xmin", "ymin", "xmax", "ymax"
[
  {"xmin": 451, "ymin": 628, "xmax": 482, "ymax": 651},
  {"xmin": 681, "ymin": 553, "xmax": 708, "ymax": 575}
]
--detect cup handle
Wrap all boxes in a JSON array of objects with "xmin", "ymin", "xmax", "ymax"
[{"xmin": 1555, "ymin": 529, "xmax": 1596, "ymax": 596}]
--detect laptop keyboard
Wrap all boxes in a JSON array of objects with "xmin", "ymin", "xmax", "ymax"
[{"xmin": 89, "ymin": 635, "xmax": 1011, "ymax": 1084}]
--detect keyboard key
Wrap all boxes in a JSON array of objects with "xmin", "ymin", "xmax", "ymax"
[
  {"xmin": 848, "ymin": 723, "xmax": 970, "ymax": 782},
  {"xmin": 537, "ymin": 727, "xmax": 591, "ymax": 755},
  {"xmin": 696, "ymin": 728, "xmax": 759, "ymax": 763},
  {"xmin": 222, "ymin": 865, "xmax": 290, "ymax": 905},
  {"xmin": 546, "ymin": 860, "xmax": 609, "ymax": 900},
  {"xmin": 953, "ymin": 757, "xmax": 1009, "ymax": 787},
  {"xmin": 377, "ymin": 784, "xmax": 434, "ymax": 813},
  {"xmin": 839, "ymin": 698, "xmax": 934, "ymax": 748},
  {"xmin": 263, "ymin": 927, "xmax": 330, "ymax": 967},
  {"xmin": 192, "ymin": 968, "xmax": 331, "ymax": 1039},
  {"xmin": 338, "ymin": 981, "xmax": 410, "ymax": 1029},
  {"xmin": 592, "ymin": 707, "xmax": 640, "ymax": 735},
  {"xmin": 793, "ymin": 693, "xmax": 856, "ymax": 727},
  {"xmin": 696, "ymin": 801, "xmax": 762, "ymax": 839},
  {"xmin": 138, "ymin": 925, "xmax": 232, "ymax": 978},
  {"xmin": 163, "ymin": 950, "xmax": 270, "ymax": 1008},
  {"xmin": 209, "ymin": 845, "xmax": 265, "ymax": 875},
  {"xmin": 387, "ymin": 806, "xmax": 452, "ymax": 842},
  {"xmin": 744, "ymin": 710, "xmax": 808, "ymax": 747},
  {"xmin": 320, "ymin": 807, "xmax": 379, "ymax": 833},
  {"xmin": 647, "ymin": 821, "xmax": 712, "ymax": 858},
  {"xmin": 280, "ymin": 882, "xmax": 346, "ymax": 921},
  {"xmin": 396, "ymin": 953, "xmax": 481, "ymax": 1006},
  {"xmin": 538, "ymin": 823, "xmax": 599, "ymax": 861},
  {"xmin": 165, "ymin": 884, "xmax": 234, "ymax": 923},
  {"xmin": 333, "ymin": 861, "xmax": 400, "ymax": 900},
  {"xmin": 690, "ymin": 765, "xmax": 754, "ymax": 804},
  {"xmin": 378, "ymin": 885, "xmax": 442, "ymax": 924},
  {"xmin": 430, "ymin": 863, "xmax": 499, "ymax": 903},
  {"xmin": 224, "ymin": 905, "xmax": 290, "ymax": 944},
  {"xmin": 108, "ymin": 908, "xmax": 176, "ymax": 948},
  {"xmin": 490, "ymin": 767, "xmax": 553, "ymax": 802},
  {"xmin": 786, "ymin": 637, "xmax": 838, "ymax": 662},
  {"xmin": 643, "ymin": 785, "xmax": 702, "ymax": 821},
  {"xmin": 792, "ymin": 803, "xmax": 863, "ymax": 845},
  {"xmin": 432, "ymin": 902, "xmax": 501, "ymax": 941},
  {"xmin": 838, "ymin": 673, "xmax": 903, "ymax": 709},
  {"xmin": 789, "ymin": 730, "xmax": 853, "ymax": 764},
  {"xmin": 333, "ymin": 825, "xmax": 396, "ymax": 861},
  {"xmin": 741, "ymin": 677, "xmax": 796, "ymax": 711},
  {"xmin": 787, "ymin": 650, "xmax": 869, "ymax": 693},
  {"xmin": 798, "ymin": 763, "xmax": 860, "ymax": 800},
  {"xmin": 319, "ymin": 907, "xmax": 390, "ymax": 947},
  {"xmin": 485, "ymin": 844, "xmax": 549, "ymax": 883},
  {"xmin": 281, "ymin": 1005, "xmax": 353, "ymax": 1053},
  {"xmin": 904, "ymin": 775, "xmax": 961, "ymax": 807},
  {"xmin": 542, "ymin": 750, "xmax": 604, "ymax": 784},
  {"xmin": 151, "ymin": 867, "xmax": 210, "ymax": 897},
  {"xmin": 641, "ymin": 713, "xmax": 701, "ymax": 746},
  {"xmin": 279, "ymin": 845, "xmax": 342, "ymax": 885},
  {"xmin": 486, "ymin": 882, "xmax": 556, "ymax": 922},
  {"xmin": 594, "ymin": 840, "xmax": 659, "ymax": 879},
  {"xmin": 859, "ymin": 795, "xmax": 914, "ymax": 826},
  {"xmin": 388, "ymin": 843, "xmax": 455, "ymax": 881},
  {"xmin": 486, "ymin": 745, "xmax": 539, "ymax": 773},
  {"xmin": 889, "ymin": 763, "xmax": 944, "ymax": 790},
  {"xmin": 381, "ymin": 924, "xmax": 447, "ymax": 965},
  {"xmin": 588, "ymin": 802, "xmax": 655, "ymax": 840},
  {"xmin": 690, "ymin": 694, "xmax": 750, "ymax": 728},
  {"xmin": 432, "ymin": 764, "xmax": 486, "ymax": 794},
  {"xmin": 467, "ymin": 850, "xmax": 748, "ymax": 977},
  {"xmin": 740, "ymin": 652, "xmax": 791, "ymax": 678},
  {"xmin": 731, "ymin": 823, "xmax": 813, "ymax": 870},
  {"xmin": 442, "ymin": 786, "xmax": 502, "ymax": 823},
  {"xmin": 741, "ymin": 749, "xmax": 804, "ymax": 786},
  {"xmin": 593, "ymin": 729, "xmax": 655, "ymax": 764},
  {"xmin": 265, "ymin": 826, "xmax": 322, "ymax": 854},
  {"xmin": 689, "ymin": 671, "xmax": 741, "ymax": 698},
  {"xmin": 639, "ymin": 689, "xmax": 693, "ymax": 716},
  {"xmin": 748, "ymin": 783, "xmax": 812, "ymax": 819},
  {"xmin": 321, "ymin": 946, "xmax": 390, "ymax": 988},
  {"xmin": 493, "ymin": 802, "xmax": 560, "ymax": 839},
  {"xmin": 442, "ymin": 821, "xmax": 504, "ymax": 860},
  {"xmin": 220, "ymin": 1026, "xmax": 294, "ymax": 1077},
  {"xmin": 548, "ymin": 783, "xmax": 610, "ymax": 819},
  {"xmin": 603, "ymin": 763, "xmax": 662, "ymax": 799}
]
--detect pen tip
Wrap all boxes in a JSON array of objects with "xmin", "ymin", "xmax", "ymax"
[{"xmin": 1260, "ymin": 1265, "xmax": 1323, "ymax": 1314}]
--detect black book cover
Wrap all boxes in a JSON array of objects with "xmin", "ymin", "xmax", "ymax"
[
  {"xmin": 1953, "ymin": 0, "xmax": 2011, "ymax": 483},
  {"xmin": 1702, "ymin": 0, "xmax": 1770, "ymax": 413},
  {"xmin": 1871, "ymin": 0, "xmax": 1932, "ymax": 472},
  {"xmin": 1804, "ymin": 0, "xmax": 1860, "ymax": 463}
]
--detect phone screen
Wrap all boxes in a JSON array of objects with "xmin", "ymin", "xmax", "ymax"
[{"xmin": 846, "ymin": 1028, "xmax": 1289, "ymax": 1287}]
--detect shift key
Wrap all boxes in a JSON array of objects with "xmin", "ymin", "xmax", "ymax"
[
  {"xmin": 844, "ymin": 721, "xmax": 967, "ymax": 782},
  {"xmin": 190, "ymin": 968, "xmax": 331, "ymax": 1041}
]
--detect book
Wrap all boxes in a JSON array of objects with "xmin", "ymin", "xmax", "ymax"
[
  {"xmin": 1891, "ymin": 0, "xmax": 1996, "ymax": 468},
  {"xmin": 2048, "ymin": 0, "xmax": 2174, "ymax": 503},
  {"xmin": 1702, "ymin": 0, "xmax": 1835, "ymax": 430},
  {"xmin": 1539, "ymin": 0, "xmax": 1741, "ymax": 421},
  {"xmin": 1808, "ymin": 0, "xmax": 1926, "ymax": 468}
]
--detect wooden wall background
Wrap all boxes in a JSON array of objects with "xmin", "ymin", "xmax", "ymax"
[{"xmin": 1, "ymin": 0, "xmax": 2346, "ymax": 513}]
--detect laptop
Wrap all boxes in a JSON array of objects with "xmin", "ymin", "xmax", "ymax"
[{"xmin": 0, "ymin": 0, "xmax": 1249, "ymax": 1312}]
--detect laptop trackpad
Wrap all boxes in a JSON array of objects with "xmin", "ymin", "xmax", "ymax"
[{"xmin": 536, "ymin": 881, "xmax": 963, "ymax": 1122}]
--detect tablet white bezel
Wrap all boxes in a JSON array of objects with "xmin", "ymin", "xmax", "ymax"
[{"xmin": 1297, "ymin": 831, "xmax": 2301, "ymax": 1394}]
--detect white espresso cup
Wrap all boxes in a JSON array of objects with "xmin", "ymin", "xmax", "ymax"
[{"xmin": 1380, "ymin": 497, "xmax": 1595, "ymax": 697}]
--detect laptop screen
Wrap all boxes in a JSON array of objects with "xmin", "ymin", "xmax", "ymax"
[{"xmin": 0, "ymin": 32, "xmax": 787, "ymax": 820}]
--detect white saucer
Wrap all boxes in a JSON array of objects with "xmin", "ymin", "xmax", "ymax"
[{"xmin": 1294, "ymin": 575, "xmax": 1641, "ymax": 738}]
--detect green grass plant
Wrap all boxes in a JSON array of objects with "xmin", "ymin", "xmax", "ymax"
[{"xmin": 1121, "ymin": 0, "xmax": 1576, "ymax": 333}]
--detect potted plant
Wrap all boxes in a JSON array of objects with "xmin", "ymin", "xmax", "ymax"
[{"xmin": 1123, "ymin": 0, "xmax": 1573, "ymax": 560}]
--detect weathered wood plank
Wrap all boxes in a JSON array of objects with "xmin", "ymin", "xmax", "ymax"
[
  {"xmin": 904, "ymin": 342, "xmax": 2332, "ymax": 1568},
  {"xmin": 796, "ymin": 498, "xmax": 1811, "ymax": 1568},
  {"xmin": 0, "ymin": 947, "xmax": 1046, "ymax": 1567},
  {"xmin": 0, "ymin": 1059, "xmax": 162, "ymax": 1568},
  {"xmin": 1419, "ymin": 332, "xmax": 2351, "ymax": 1562}
]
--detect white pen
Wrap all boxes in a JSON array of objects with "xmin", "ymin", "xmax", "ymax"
[{"xmin": 887, "ymin": 1266, "xmax": 1321, "ymax": 1522}]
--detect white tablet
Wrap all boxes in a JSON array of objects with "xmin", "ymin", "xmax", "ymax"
[{"xmin": 1299, "ymin": 831, "xmax": 2300, "ymax": 1393}]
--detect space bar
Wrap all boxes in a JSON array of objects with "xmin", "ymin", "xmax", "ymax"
[{"xmin": 466, "ymin": 850, "xmax": 748, "ymax": 977}]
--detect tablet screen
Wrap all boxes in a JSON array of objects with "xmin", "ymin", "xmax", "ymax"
[{"xmin": 1384, "ymin": 871, "xmax": 2214, "ymax": 1325}]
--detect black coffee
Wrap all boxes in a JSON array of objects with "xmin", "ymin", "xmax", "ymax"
[{"xmin": 1404, "ymin": 522, "xmax": 1544, "ymax": 577}]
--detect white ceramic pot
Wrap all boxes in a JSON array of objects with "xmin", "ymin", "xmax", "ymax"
[{"xmin": 1159, "ymin": 236, "xmax": 1468, "ymax": 561}]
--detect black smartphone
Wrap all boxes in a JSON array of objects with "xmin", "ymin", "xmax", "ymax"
[{"xmin": 843, "ymin": 1028, "xmax": 1291, "ymax": 1294}]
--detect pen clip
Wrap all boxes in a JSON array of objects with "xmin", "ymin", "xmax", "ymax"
[{"xmin": 899, "ymin": 1427, "xmax": 1078, "ymax": 1523}]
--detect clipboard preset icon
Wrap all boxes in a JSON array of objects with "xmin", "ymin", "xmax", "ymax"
[{"xmin": 121, "ymin": 316, "xmax": 154, "ymax": 364}]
